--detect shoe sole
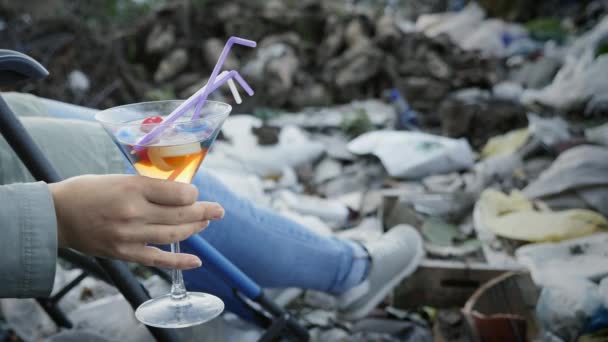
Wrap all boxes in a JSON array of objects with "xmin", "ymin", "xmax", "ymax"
[{"xmin": 339, "ymin": 227, "xmax": 425, "ymax": 321}]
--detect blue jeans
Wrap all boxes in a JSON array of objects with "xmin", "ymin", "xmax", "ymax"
[{"xmin": 33, "ymin": 95, "xmax": 362, "ymax": 294}]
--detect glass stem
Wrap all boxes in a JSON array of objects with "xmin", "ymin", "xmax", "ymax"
[{"xmin": 170, "ymin": 242, "xmax": 187, "ymax": 300}]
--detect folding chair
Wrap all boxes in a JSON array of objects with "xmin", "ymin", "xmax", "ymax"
[{"xmin": 0, "ymin": 49, "xmax": 308, "ymax": 341}]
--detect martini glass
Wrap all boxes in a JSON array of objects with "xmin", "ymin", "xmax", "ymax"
[{"xmin": 95, "ymin": 100, "xmax": 231, "ymax": 328}]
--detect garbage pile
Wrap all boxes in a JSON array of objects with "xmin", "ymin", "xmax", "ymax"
[
  {"xmin": 199, "ymin": 5, "xmax": 608, "ymax": 339},
  {"xmin": 1, "ymin": 0, "xmax": 608, "ymax": 341},
  {"xmin": 0, "ymin": 0, "xmax": 498, "ymax": 119}
]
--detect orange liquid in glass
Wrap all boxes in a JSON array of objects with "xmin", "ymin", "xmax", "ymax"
[{"xmin": 133, "ymin": 145, "xmax": 208, "ymax": 183}]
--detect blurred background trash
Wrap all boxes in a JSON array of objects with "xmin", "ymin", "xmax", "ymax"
[
  {"xmin": 523, "ymin": 145, "xmax": 608, "ymax": 216},
  {"xmin": 474, "ymin": 189, "xmax": 607, "ymax": 242},
  {"xmin": 516, "ymin": 233, "xmax": 608, "ymax": 286},
  {"xmin": 348, "ymin": 131, "xmax": 475, "ymax": 179},
  {"xmin": 463, "ymin": 272, "xmax": 540, "ymax": 342},
  {"xmin": 536, "ymin": 278, "xmax": 604, "ymax": 342},
  {"xmin": 1, "ymin": 0, "xmax": 608, "ymax": 340}
]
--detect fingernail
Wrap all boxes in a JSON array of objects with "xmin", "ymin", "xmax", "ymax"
[
  {"xmin": 189, "ymin": 256, "xmax": 202, "ymax": 268},
  {"xmin": 210, "ymin": 204, "xmax": 225, "ymax": 219}
]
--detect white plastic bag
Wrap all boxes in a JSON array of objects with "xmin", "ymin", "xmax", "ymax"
[
  {"xmin": 536, "ymin": 278, "xmax": 602, "ymax": 342},
  {"xmin": 69, "ymin": 295, "xmax": 153, "ymax": 342},
  {"xmin": 516, "ymin": 233, "xmax": 608, "ymax": 286},
  {"xmin": 600, "ymin": 277, "xmax": 608, "ymax": 309},
  {"xmin": 419, "ymin": 2, "xmax": 485, "ymax": 46},
  {"xmin": 461, "ymin": 19, "xmax": 529, "ymax": 57},
  {"xmin": 347, "ymin": 130, "xmax": 474, "ymax": 179},
  {"xmin": 275, "ymin": 190, "xmax": 350, "ymax": 226},
  {"xmin": 522, "ymin": 16, "xmax": 608, "ymax": 111},
  {"xmin": 216, "ymin": 117, "xmax": 324, "ymax": 178}
]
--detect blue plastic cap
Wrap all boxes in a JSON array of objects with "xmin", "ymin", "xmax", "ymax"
[{"xmin": 388, "ymin": 89, "xmax": 400, "ymax": 101}]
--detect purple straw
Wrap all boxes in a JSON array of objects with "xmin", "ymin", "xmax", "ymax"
[
  {"xmin": 134, "ymin": 70, "xmax": 254, "ymax": 149},
  {"xmin": 134, "ymin": 36, "xmax": 256, "ymax": 148},
  {"xmin": 191, "ymin": 37, "xmax": 256, "ymax": 120}
]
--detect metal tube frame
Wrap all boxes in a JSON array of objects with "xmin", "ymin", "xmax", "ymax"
[{"xmin": 0, "ymin": 94, "xmax": 179, "ymax": 342}]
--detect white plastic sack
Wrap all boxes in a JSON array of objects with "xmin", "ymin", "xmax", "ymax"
[
  {"xmin": 1, "ymin": 298, "xmax": 57, "ymax": 340},
  {"xmin": 536, "ymin": 278, "xmax": 602, "ymax": 342},
  {"xmin": 600, "ymin": 277, "xmax": 608, "ymax": 309},
  {"xmin": 275, "ymin": 209, "xmax": 334, "ymax": 237},
  {"xmin": 461, "ymin": 19, "xmax": 529, "ymax": 57},
  {"xmin": 348, "ymin": 130, "xmax": 474, "ymax": 179},
  {"xmin": 522, "ymin": 53, "xmax": 608, "ymax": 111},
  {"xmin": 493, "ymin": 81, "xmax": 524, "ymax": 102},
  {"xmin": 205, "ymin": 169, "xmax": 270, "ymax": 207},
  {"xmin": 418, "ymin": 2, "xmax": 485, "ymax": 46},
  {"xmin": 69, "ymin": 295, "xmax": 153, "ymax": 342},
  {"xmin": 216, "ymin": 116, "xmax": 324, "ymax": 178},
  {"xmin": 270, "ymin": 100, "xmax": 394, "ymax": 129},
  {"xmin": 516, "ymin": 233, "xmax": 608, "ymax": 286},
  {"xmin": 567, "ymin": 15, "xmax": 608, "ymax": 59},
  {"xmin": 522, "ymin": 16, "xmax": 608, "ymax": 111},
  {"xmin": 220, "ymin": 115, "xmax": 262, "ymax": 147},
  {"xmin": 585, "ymin": 122, "xmax": 608, "ymax": 147},
  {"xmin": 527, "ymin": 113, "xmax": 571, "ymax": 146},
  {"xmin": 275, "ymin": 190, "xmax": 349, "ymax": 226}
]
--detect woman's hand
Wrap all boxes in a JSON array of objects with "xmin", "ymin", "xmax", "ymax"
[{"xmin": 49, "ymin": 174, "xmax": 224, "ymax": 270}]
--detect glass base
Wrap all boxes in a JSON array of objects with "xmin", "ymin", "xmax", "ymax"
[{"xmin": 135, "ymin": 292, "xmax": 224, "ymax": 328}]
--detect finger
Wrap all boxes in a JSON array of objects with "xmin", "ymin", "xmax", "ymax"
[
  {"xmin": 145, "ymin": 201, "xmax": 224, "ymax": 225},
  {"xmin": 141, "ymin": 178, "xmax": 198, "ymax": 206},
  {"xmin": 130, "ymin": 246, "xmax": 202, "ymax": 270},
  {"xmin": 129, "ymin": 221, "xmax": 210, "ymax": 245}
]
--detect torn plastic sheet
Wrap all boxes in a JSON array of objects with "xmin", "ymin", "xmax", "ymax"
[
  {"xmin": 516, "ymin": 233, "xmax": 608, "ymax": 286},
  {"xmin": 475, "ymin": 189, "xmax": 607, "ymax": 242},
  {"xmin": 523, "ymin": 145, "xmax": 608, "ymax": 216},
  {"xmin": 348, "ymin": 131, "xmax": 474, "ymax": 179}
]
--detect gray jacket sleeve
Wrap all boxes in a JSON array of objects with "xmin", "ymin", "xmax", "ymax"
[{"xmin": 0, "ymin": 182, "xmax": 57, "ymax": 298}]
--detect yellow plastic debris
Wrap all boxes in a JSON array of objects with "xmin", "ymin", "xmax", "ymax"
[
  {"xmin": 477, "ymin": 189, "xmax": 608, "ymax": 242},
  {"xmin": 481, "ymin": 128, "xmax": 530, "ymax": 159}
]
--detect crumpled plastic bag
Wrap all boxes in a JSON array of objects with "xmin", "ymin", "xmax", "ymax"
[
  {"xmin": 461, "ymin": 19, "xmax": 532, "ymax": 57},
  {"xmin": 68, "ymin": 295, "xmax": 153, "ymax": 342},
  {"xmin": 216, "ymin": 116, "xmax": 324, "ymax": 178},
  {"xmin": 523, "ymin": 145, "xmax": 608, "ymax": 217},
  {"xmin": 417, "ymin": 3, "xmax": 536, "ymax": 58},
  {"xmin": 536, "ymin": 278, "xmax": 602, "ymax": 342},
  {"xmin": 0, "ymin": 298, "xmax": 57, "ymax": 341},
  {"xmin": 585, "ymin": 122, "xmax": 608, "ymax": 147},
  {"xmin": 476, "ymin": 189, "xmax": 607, "ymax": 242},
  {"xmin": 516, "ymin": 233, "xmax": 608, "ymax": 286},
  {"xmin": 480, "ymin": 128, "xmax": 530, "ymax": 159},
  {"xmin": 522, "ymin": 17, "xmax": 608, "ymax": 111},
  {"xmin": 275, "ymin": 190, "xmax": 350, "ymax": 226},
  {"xmin": 417, "ymin": 2, "xmax": 485, "ymax": 47},
  {"xmin": 493, "ymin": 81, "xmax": 524, "ymax": 102},
  {"xmin": 600, "ymin": 277, "xmax": 608, "ymax": 309},
  {"xmin": 348, "ymin": 130, "xmax": 474, "ymax": 179},
  {"xmin": 203, "ymin": 169, "xmax": 270, "ymax": 207},
  {"xmin": 527, "ymin": 113, "xmax": 571, "ymax": 147}
]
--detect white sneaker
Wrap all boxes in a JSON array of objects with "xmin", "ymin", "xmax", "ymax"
[{"xmin": 338, "ymin": 224, "xmax": 424, "ymax": 320}]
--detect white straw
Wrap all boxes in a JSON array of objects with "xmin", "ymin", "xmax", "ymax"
[{"xmin": 227, "ymin": 79, "xmax": 242, "ymax": 104}]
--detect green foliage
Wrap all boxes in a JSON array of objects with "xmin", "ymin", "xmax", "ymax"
[
  {"xmin": 253, "ymin": 107, "xmax": 279, "ymax": 123},
  {"xmin": 525, "ymin": 17, "xmax": 568, "ymax": 43},
  {"xmin": 341, "ymin": 108, "xmax": 373, "ymax": 138},
  {"xmin": 144, "ymin": 86, "xmax": 175, "ymax": 101},
  {"xmin": 83, "ymin": 0, "xmax": 164, "ymax": 31},
  {"xmin": 597, "ymin": 42, "xmax": 608, "ymax": 58}
]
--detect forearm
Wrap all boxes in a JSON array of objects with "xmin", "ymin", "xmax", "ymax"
[{"xmin": 0, "ymin": 182, "xmax": 57, "ymax": 298}]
